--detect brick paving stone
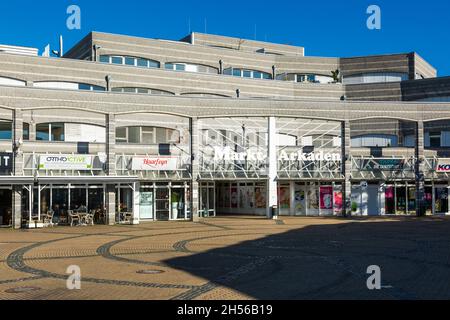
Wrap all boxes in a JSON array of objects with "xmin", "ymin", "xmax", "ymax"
[{"xmin": 1, "ymin": 217, "xmax": 450, "ymax": 300}]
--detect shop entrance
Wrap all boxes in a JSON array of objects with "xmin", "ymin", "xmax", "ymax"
[
  {"xmin": 200, "ymin": 182, "xmax": 216, "ymax": 217},
  {"xmin": 0, "ymin": 188, "xmax": 12, "ymax": 227},
  {"xmin": 139, "ymin": 183, "xmax": 191, "ymax": 221},
  {"xmin": 384, "ymin": 183, "xmax": 417, "ymax": 216}
]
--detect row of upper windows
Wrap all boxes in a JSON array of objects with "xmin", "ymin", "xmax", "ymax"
[{"xmin": 0, "ymin": 121, "xmax": 181, "ymax": 145}]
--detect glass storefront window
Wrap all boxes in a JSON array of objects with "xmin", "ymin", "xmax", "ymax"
[
  {"xmin": 70, "ymin": 188, "xmax": 87, "ymax": 211},
  {"xmin": 88, "ymin": 188, "xmax": 104, "ymax": 212}
]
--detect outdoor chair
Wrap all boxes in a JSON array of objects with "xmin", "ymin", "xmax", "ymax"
[
  {"xmin": 120, "ymin": 211, "xmax": 133, "ymax": 224},
  {"xmin": 68, "ymin": 210, "xmax": 81, "ymax": 227},
  {"xmin": 42, "ymin": 210, "xmax": 55, "ymax": 227},
  {"xmin": 85, "ymin": 210, "xmax": 95, "ymax": 226}
]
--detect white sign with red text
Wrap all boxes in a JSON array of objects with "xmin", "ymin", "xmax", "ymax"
[
  {"xmin": 131, "ymin": 156, "xmax": 178, "ymax": 171},
  {"xmin": 436, "ymin": 159, "xmax": 450, "ymax": 173}
]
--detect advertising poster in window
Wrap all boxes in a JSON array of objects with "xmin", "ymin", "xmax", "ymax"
[
  {"xmin": 333, "ymin": 185, "xmax": 343, "ymax": 216},
  {"xmin": 278, "ymin": 186, "xmax": 290, "ymax": 209},
  {"xmin": 294, "ymin": 184, "xmax": 306, "ymax": 215},
  {"xmin": 139, "ymin": 192, "xmax": 154, "ymax": 220},
  {"xmin": 320, "ymin": 186, "xmax": 333, "ymax": 215},
  {"xmin": 307, "ymin": 186, "xmax": 320, "ymax": 215},
  {"xmin": 255, "ymin": 187, "xmax": 266, "ymax": 208},
  {"xmin": 385, "ymin": 186, "xmax": 395, "ymax": 214},
  {"xmin": 351, "ymin": 186, "xmax": 361, "ymax": 215},
  {"xmin": 230, "ymin": 187, "xmax": 238, "ymax": 208}
]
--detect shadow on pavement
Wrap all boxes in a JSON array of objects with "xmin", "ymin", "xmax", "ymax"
[{"xmin": 164, "ymin": 218, "xmax": 450, "ymax": 300}]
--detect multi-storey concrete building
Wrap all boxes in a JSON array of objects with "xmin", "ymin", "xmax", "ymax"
[{"xmin": 1, "ymin": 31, "xmax": 450, "ymax": 228}]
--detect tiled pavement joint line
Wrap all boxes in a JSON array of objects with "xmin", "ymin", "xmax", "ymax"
[
  {"xmin": 0, "ymin": 276, "xmax": 45, "ymax": 285},
  {"xmin": 198, "ymin": 221, "xmax": 232, "ymax": 230},
  {"xmin": 6, "ymin": 234, "xmax": 201, "ymax": 291}
]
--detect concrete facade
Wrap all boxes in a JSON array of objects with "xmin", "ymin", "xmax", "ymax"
[{"xmin": 1, "ymin": 31, "xmax": 450, "ymax": 228}]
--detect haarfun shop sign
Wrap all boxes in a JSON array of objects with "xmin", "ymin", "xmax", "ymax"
[
  {"xmin": 39, "ymin": 155, "xmax": 93, "ymax": 170},
  {"xmin": 213, "ymin": 147, "xmax": 341, "ymax": 162},
  {"xmin": 131, "ymin": 157, "xmax": 178, "ymax": 171}
]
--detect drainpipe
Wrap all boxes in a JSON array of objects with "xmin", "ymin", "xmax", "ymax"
[
  {"xmin": 219, "ymin": 60, "xmax": 223, "ymax": 74},
  {"xmin": 272, "ymin": 65, "xmax": 276, "ymax": 80},
  {"xmin": 105, "ymin": 75, "xmax": 112, "ymax": 92}
]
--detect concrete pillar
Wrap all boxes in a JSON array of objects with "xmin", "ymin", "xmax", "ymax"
[
  {"xmin": 29, "ymin": 122, "xmax": 36, "ymax": 141},
  {"xmin": 342, "ymin": 120, "xmax": 352, "ymax": 217},
  {"xmin": 12, "ymin": 109, "xmax": 24, "ymax": 229},
  {"xmin": 267, "ymin": 117, "xmax": 278, "ymax": 218},
  {"xmin": 190, "ymin": 118, "xmax": 200, "ymax": 222},
  {"xmin": 416, "ymin": 121, "xmax": 426, "ymax": 216},
  {"xmin": 12, "ymin": 186, "xmax": 22, "ymax": 229},
  {"xmin": 13, "ymin": 109, "xmax": 23, "ymax": 176},
  {"xmin": 132, "ymin": 182, "xmax": 140, "ymax": 225},
  {"xmin": 106, "ymin": 184, "xmax": 116, "ymax": 225},
  {"xmin": 106, "ymin": 113, "xmax": 116, "ymax": 175}
]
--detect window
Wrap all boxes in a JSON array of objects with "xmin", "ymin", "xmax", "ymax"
[
  {"xmin": 34, "ymin": 82, "xmax": 104, "ymax": 91},
  {"xmin": 128, "ymin": 127, "xmax": 140, "ymax": 144},
  {"xmin": 111, "ymin": 56, "xmax": 123, "ymax": 65},
  {"xmin": 429, "ymin": 132, "xmax": 441, "ymax": 148},
  {"xmin": 165, "ymin": 62, "xmax": 217, "ymax": 74},
  {"xmin": 0, "ymin": 121, "xmax": 12, "ymax": 140},
  {"xmin": 99, "ymin": 55, "xmax": 160, "ymax": 69},
  {"xmin": 116, "ymin": 127, "xmax": 127, "ymax": 143},
  {"xmin": 343, "ymin": 72, "xmax": 408, "ymax": 85},
  {"xmin": 111, "ymin": 87, "xmax": 175, "ymax": 95},
  {"xmin": 51, "ymin": 123, "xmax": 64, "ymax": 141},
  {"xmin": 224, "ymin": 68, "xmax": 272, "ymax": 80},
  {"xmin": 115, "ymin": 126, "xmax": 179, "ymax": 144},
  {"xmin": 36, "ymin": 123, "xmax": 65, "ymax": 142},
  {"xmin": 137, "ymin": 58, "xmax": 148, "ymax": 67},
  {"xmin": 36, "ymin": 123, "xmax": 49, "ymax": 141},
  {"xmin": 99, "ymin": 55, "xmax": 109, "ymax": 63},
  {"xmin": 125, "ymin": 57, "xmax": 135, "ymax": 66},
  {"xmin": 351, "ymin": 134, "xmax": 398, "ymax": 148},
  {"xmin": 23, "ymin": 123, "xmax": 30, "ymax": 140}
]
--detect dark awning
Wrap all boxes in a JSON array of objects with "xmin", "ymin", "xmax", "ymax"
[{"xmin": 36, "ymin": 176, "xmax": 140, "ymax": 184}]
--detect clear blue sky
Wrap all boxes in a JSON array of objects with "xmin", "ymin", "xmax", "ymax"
[{"xmin": 1, "ymin": 0, "xmax": 449, "ymax": 75}]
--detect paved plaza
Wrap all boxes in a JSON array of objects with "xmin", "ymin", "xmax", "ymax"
[{"xmin": 1, "ymin": 216, "xmax": 450, "ymax": 300}]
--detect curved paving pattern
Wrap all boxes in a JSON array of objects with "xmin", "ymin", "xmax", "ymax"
[{"xmin": 1, "ymin": 217, "xmax": 450, "ymax": 300}]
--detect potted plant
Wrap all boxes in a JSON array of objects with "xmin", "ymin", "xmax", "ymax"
[{"xmin": 331, "ymin": 69, "xmax": 340, "ymax": 83}]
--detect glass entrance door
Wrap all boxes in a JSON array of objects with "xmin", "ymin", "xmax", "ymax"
[
  {"xmin": 199, "ymin": 182, "xmax": 215, "ymax": 217},
  {"xmin": 171, "ymin": 188, "xmax": 186, "ymax": 220},
  {"xmin": 140, "ymin": 189, "xmax": 154, "ymax": 220},
  {"xmin": 155, "ymin": 187, "xmax": 170, "ymax": 221}
]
